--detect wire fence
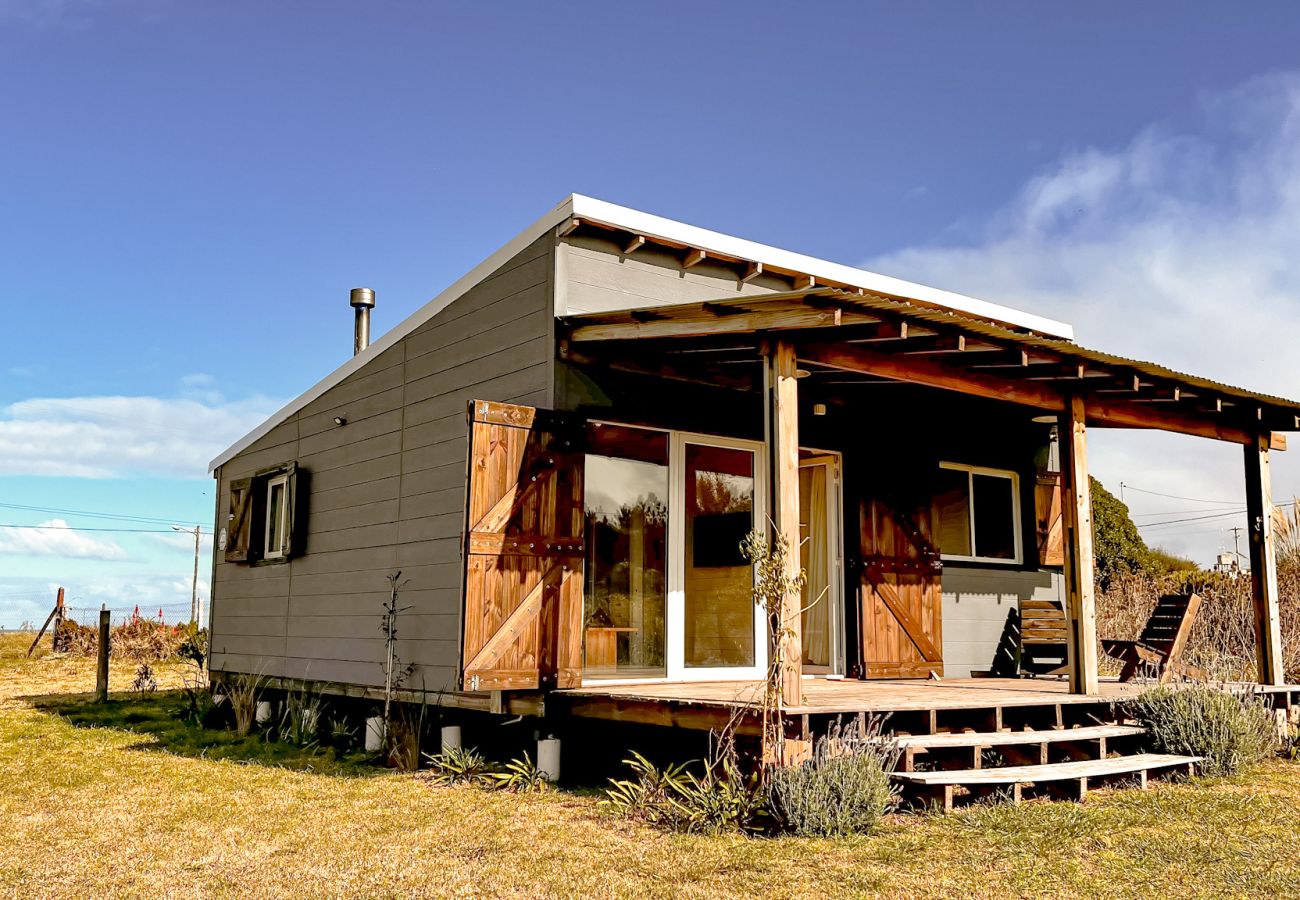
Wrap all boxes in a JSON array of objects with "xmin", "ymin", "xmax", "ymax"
[{"xmin": 63, "ymin": 602, "xmax": 198, "ymax": 628}]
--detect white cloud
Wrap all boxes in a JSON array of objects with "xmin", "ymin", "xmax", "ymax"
[
  {"xmin": 0, "ymin": 392, "xmax": 281, "ymax": 479},
  {"xmin": 0, "ymin": 519, "xmax": 128, "ymax": 560},
  {"xmin": 862, "ymin": 71, "xmax": 1300, "ymax": 563}
]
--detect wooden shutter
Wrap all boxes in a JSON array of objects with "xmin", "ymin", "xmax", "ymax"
[
  {"xmin": 461, "ymin": 400, "xmax": 585, "ymax": 692},
  {"xmin": 858, "ymin": 496, "xmax": 944, "ymax": 678},
  {"xmin": 224, "ymin": 478, "xmax": 253, "ymax": 563},
  {"xmin": 1034, "ymin": 473, "xmax": 1064, "ymax": 567}
]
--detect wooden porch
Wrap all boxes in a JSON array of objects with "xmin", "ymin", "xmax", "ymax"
[{"xmin": 554, "ymin": 676, "xmax": 1300, "ymax": 736}]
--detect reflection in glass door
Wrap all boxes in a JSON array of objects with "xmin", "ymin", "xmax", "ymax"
[
  {"xmin": 667, "ymin": 435, "xmax": 766, "ymax": 680},
  {"xmin": 582, "ymin": 424, "xmax": 669, "ymax": 679}
]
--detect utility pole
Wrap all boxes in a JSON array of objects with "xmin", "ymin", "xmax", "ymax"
[
  {"xmin": 173, "ymin": 525, "xmax": 202, "ymax": 625},
  {"xmin": 1230, "ymin": 526, "xmax": 1245, "ymax": 566}
]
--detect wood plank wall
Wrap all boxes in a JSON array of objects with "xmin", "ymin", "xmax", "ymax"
[{"xmin": 210, "ymin": 235, "xmax": 556, "ymax": 691}]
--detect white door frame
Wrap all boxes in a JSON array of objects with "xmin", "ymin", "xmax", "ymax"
[
  {"xmin": 798, "ymin": 452, "xmax": 845, "ymax": 677},
  {"xmin": 665, "ymin": 431, "xmax": 768, "ymax": 682}
]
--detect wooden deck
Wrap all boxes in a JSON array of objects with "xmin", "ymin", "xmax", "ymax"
[{"xmin": 553, "ymin": 677, "xmax": 1300, "ymax": 735}]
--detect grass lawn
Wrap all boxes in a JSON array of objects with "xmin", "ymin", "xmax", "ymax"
[{"xmin": 2, "ymin": 632, "xmax": 1299, "ymax": 898}]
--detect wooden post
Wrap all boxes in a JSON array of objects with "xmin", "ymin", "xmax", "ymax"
[
  {"xmin": 1245, "ymin": 433, "xmax": 1284, "ymax": 685},
  {"xmin": 95, "ymin": 606, "xmax": 110, "ymax": 702},
  {"xmin": 771, "ymin": 340, "xmax": 803, "ymax": 707},
  {"xmin": 1059, "ymin": 395, "xmax": 1099, "ymax": 695}
]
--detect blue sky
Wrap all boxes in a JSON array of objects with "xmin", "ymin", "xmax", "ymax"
[{"xmin": 3, "ymin": 2, "xmax": 1300, "ymax": 625}]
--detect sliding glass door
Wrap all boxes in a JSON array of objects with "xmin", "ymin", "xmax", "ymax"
[
  {"xmin": 582, "ymin": 424, "xmax": 669, "ymax": 679},
  {"xmin": 667, "ymin": 434, "xmax": 767, "ymax": 681}
]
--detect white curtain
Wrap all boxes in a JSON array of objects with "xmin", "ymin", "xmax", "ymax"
[{"xmin": 800, "ymin": 464, "xmax": 831, "ymax": 667}]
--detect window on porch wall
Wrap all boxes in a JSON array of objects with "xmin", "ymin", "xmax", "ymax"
[{"xmin": 935, "ymin": 463, "xmax": 1022, "ymax": 564}]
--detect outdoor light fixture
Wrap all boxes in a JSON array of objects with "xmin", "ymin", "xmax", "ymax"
[
  {"xmin": 1031, "ymin": 414, "xmax": 1057, "ymax": 424},
  {"xmin": 333, "ymin": 416, "xmax": 347, "ymax": 426},
  {"xmin": 813, "ymin": 403, "xmax": 827, "ymax": 416},
  {"xmin": 795, "ymin": 368, "xmax": 811, "ymax": 378}
]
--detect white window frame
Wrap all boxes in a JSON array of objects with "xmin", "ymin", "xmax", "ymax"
[
  {"xmin": 937, "ymin": 462, "xmax": 1023, "ymax": 565},
  {"xmin": 263, "ymin": 472, "xmax": 290, "ymax": 560}
]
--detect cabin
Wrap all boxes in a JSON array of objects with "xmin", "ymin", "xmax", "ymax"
[{"xmin": 208, "ymin": 195, "xmax": 1299, "ymax": 797}]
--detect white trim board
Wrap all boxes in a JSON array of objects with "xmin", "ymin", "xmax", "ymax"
[{"xmin": 209, "ymin": 194, "xmax": 1074, "ymax": 472}]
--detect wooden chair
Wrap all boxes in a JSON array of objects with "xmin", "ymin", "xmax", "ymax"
[
  {"xmin": 1018, "ymin": 599, "xmax": 1070, "ymax": 677},
  {"xmin": 1101, "ymin": 593, "xmax": 1205, "ymax": 684}
]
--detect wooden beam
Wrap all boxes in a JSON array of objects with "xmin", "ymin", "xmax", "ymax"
[
  {"xmin": 1060, "ymin": 395, "xmax": 1099, "ymax": 696},
  {"xmin": 900, "ymin": 334, "xmax": 966, "ymax": 354},
  {"xmin": 771, "ymin": 341, "xmax": 803, "ymax": 708},
  {"xmin": 793, "ymin": 274, "xmax": 816, "ymax": 290},
  {"xmin": 741, "ymin": 261, "xmax": 764, "ymax": 283},
  {"xmin": 623, "ymin": 234, "xmax": 646, "ymax": 254},
  {"xmin": 557, "ymin": 217, "xmax": 580, "ymax": 237},
  {"xmin": 683, "ymin": 248, "xmax": 707, "ymax": 268},
  {"xmin": 1244, "ymin": 434, "xmax": 1285, "ymax": 685},
  {"xmin": 568, "ymin": 307, "xmax": 840, "ymax": 342},
  {"xmin": 799, "ymin": 342, "xmax": 1064, "ymax": 411}
]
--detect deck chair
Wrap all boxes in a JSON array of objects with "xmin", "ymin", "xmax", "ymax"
[
  {"xmin": 1018, "ymin": 599, "xmax": 1070, "ymax": 677},
  {"xmin": 1101, "ymin": 593, "xmax": 1206, "ymax": 683}
]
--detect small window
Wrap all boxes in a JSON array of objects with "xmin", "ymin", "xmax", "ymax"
[
  {"xmin": 935, "ymin": 463, "xmax": 1022, "ymax": 564},
  {"xmin": 263, "ymin": 473, "xmax": 290, "ymax": 560},
  {"xmin": 221, "ymin": 462, "xmax": 300, "ymax": 565}
]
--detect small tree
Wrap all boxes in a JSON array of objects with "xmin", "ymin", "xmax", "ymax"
[
  {"xmin": 740, "ymin": 528, "xmax": 806, "ymax": 770},
  {"xmin": 1091, "ymin": 477, "xmax": 1152, "ymax": 589}
]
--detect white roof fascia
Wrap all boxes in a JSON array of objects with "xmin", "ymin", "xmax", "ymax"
[
  {"xmin": 208, "ymin": 195, "xmax": 579, "ymax": 472},
  {"xmin": 210, "ymin": 193, "xmax": 1074, "ymax": 473},
  {"xmin": 567, "ymin": 194, "xmax": 1075, "ymax": 340}
]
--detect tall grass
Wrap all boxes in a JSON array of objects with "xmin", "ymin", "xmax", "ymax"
[{"xmin": 1097, "ymin": 560, "xmax": 1300, "ymax": 682}]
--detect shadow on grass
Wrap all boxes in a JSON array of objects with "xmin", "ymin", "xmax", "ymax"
[{"xmin": 30, "ymin": 689, "xmax": 381, "ymax": 777}]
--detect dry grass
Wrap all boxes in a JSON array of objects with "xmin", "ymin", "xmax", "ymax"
[
  {"xmin": 1097, "ymin": 563, "xmax": 1300, "ymax": 681},
  {"xmin": 3, "ymin": 632, "xmax": 1300, "ymax": 898}
]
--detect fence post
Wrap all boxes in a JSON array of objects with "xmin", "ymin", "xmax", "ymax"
[{"xmin": 96, "ymin": 606, "xmax": 110, "ymax": 702}]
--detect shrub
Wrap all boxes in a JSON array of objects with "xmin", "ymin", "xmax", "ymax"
[
  {"xmin": 275, "ymin": 683, "xmax": 323, "ymax": 748},
  {"xmin": 1130, "ymin": 685, "xmax": 1278, "ymax": 777},
  {"xmin": 766, "ymin": 718, "xmax": 899, "ymax": 837},
  {"xmin": 423, "ymin": 746, "xmax": 495, "ymax": 786},
  {"xmin": 130, "ymin": 662, "xmax": 158, "ymax": 695},
  {"xmin": 109, "ymin": 617, "xmax": 186, "ymax": 661},
  {"xmin": 223, "ymin": 671, "xmax": 267, "ymax": 736},
  {"xmin": 52, "ymin": 618, "xmax": 96, "ymax": 655},
  {"xmin": 602, "ymin": 745, "xmax": 768, "ymax": 836}
]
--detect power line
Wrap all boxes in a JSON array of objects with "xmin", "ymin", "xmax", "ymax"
[
  {"xmin": 0, "ymin": 502, "xmax": 203, "ymax": 528},
  {"xmin": 1137, "ymin": 510, "xmax": 1248, "ymax": 529},
  {"xmin": 0, "ymin": 523, "xmax": 198, "ymax": 534},
  {"xmin": 1120, "ymin": 484, "xmax": 1244, "ymax": 505}
]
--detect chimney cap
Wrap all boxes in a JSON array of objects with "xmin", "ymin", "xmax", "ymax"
[{"xmin": 350, "ymin": 287, "xmax": 376, "ymax": 309}]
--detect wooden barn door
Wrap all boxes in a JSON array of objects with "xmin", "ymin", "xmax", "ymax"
[
  {"xmin": 461, "ymin": 400, "xmax": 585, "ymax": 692},
  {"xmin": 858, "ymin": 496, "xmax": 944, "ymax": 678}
]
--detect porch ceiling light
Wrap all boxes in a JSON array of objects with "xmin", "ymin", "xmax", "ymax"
[
  {"xmin": 795, "ymin": 368, "xmax": 811, "ymax": 379},
  {"xmin": 1031, "ymin": 414, "xmax": 1057, "ymax": 424}
]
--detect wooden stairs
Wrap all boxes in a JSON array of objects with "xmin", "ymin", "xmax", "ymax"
[{"xmin": 888, "ymin": 722, "xmax": 1200, "ymax": 811}]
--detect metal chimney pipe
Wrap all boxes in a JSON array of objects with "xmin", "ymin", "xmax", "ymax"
[{"xmin": 350, "ymin": 287, "xmax": 375, "ymax": 355}]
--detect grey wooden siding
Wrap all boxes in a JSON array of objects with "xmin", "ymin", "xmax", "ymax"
[
  {"xmin": 558, "ymin": 233, "xmax": 793, "ymax": 315},
  {"xmin": 210, "ymin": 234, "xmax": 555, "ymax": 692},
  {"xmin": 941, "ymin": 568, "xmax": 1064, "ymax": 678}
]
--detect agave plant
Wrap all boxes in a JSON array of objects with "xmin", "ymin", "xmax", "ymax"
[
  {"xmin": 489, "ymin": 752, "xmax": 551, "ymax": 793},
  {"xmin": 422, "ymin": 745, "xmax": 495, "ymax": 786}
]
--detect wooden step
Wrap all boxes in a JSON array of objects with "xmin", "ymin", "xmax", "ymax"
[
  {"xmin": 895, "ymin": 753, "xmax": 1200, "ymax": 811},
  {"xmin": 893, "ymin": 724, "xmax": 1143, "ymax": 751},
  {"xmin": 892, "ymin": 724, "xmax": 1145, "ymax": 771}
]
